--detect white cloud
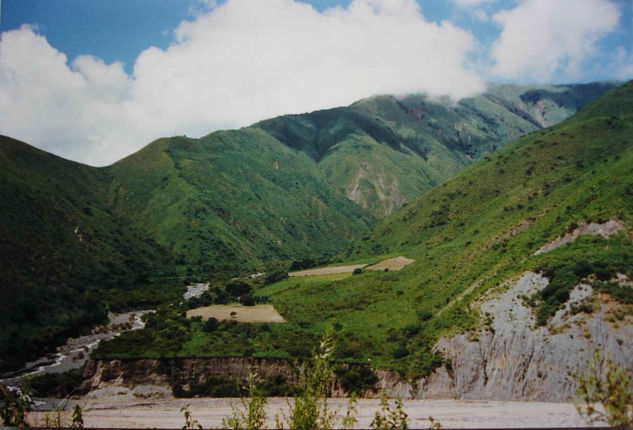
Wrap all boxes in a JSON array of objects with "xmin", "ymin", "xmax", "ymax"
[
  {"xmin": 490, "ymin": 0, "xmax": 620, "ymax": 81},
  {"xmin": 0, "ymin": 0, "xmax": 484, "ymax": 166},
  {"xmin": 613, "ymin": 47, "xmax": 633, "ymax": 80}
]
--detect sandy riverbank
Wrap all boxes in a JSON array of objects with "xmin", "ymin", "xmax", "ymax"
[{"xmin": 28, "ymin": 397, "xmax": 594, "ymax": 428}]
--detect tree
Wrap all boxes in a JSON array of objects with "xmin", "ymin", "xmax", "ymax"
[
  {"xmin": 574, "ymin": 350, "xmax": 633, "ymax": 427},
  {"xmin": 202, "ymin": 317, "xmax": 219, "ymax": 332}
]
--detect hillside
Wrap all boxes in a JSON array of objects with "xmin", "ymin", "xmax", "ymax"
[
  {"xmin": 257, "ymin": 82, "xmax": 617, "ymax": 217},
  {"xmin": 93, "ymin": 82, "xmax": 633, "ymax": 401},
  {"xmin": 256, "ymin": 81, "xmax": 633, "ymax": 382},
  {"xmin": 0, "ymin": 81, "xmax": 619, "ymax": 373},
  {"xmin": 107, "ymin": 82, "xmax": 617, "ymax": 271},
  {"xmin": 107, "ymin": 130, "xmax": 373, "ymax": 273},
  {"xmin": 0, "ymin": 137, "xmax": 181, "ymax": 372}
]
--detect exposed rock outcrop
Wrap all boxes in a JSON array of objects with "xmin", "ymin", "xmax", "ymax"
[
  {"xmin": 534, "ymin": 220, "xmax": 625, "ymax": 255},
  {"xmin": 81, "ymin": 357, "xmax": 302, "ymax": 399},
  {"xmin": 409, "ymin": 272, "xmax": 633, "ymax": 401}
]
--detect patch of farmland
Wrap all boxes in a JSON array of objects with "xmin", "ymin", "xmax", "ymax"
[
  {"xmin": 288, "ymin": 264, "xmax": 367, "ymax": 277},
  {"xmin": 365, "ymin": 256, "xmax": 415, "ymax": 271},
  {"xmin": 186, "ymin": 305, "xmax": 285, "ymax": 323},
  {"xmin": 287, "ymin": 256, "xmax": 414, "ymax": 277}
]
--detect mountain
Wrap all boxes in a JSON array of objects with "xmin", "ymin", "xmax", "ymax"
[
  {"xmin": 257, "ymin": 82, "xmax": 618, "ymax": 218},
  {"xmin": 106, "ymin": 131, "xmax": 372, "ymax": 272},
  {"xmin": 0, "ymin": 81, "xmax": 619, "ymax": 372},
  {"xmin": 0, "ymin": 137, "xmax": 178, "ymax": 372},
  {"xmin": 88, "ymin": 81, "xmax": 633, "ymax": 402},
  {"xmin": 253, "ymin": 81, "xmax": 633, "ymax": 395},
  {"xmin": 106, "ymin": 81, "xmax": 618, "ymax": 271}
]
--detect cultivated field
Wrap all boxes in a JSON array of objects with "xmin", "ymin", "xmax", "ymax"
[
  {"xmin": 186, "ymin": 305, "xmax": 285, "ymax": 323},
  {"xmin": 365, "ymin": 256, "xmax": 415, "ymax": 271},
  {"xmin": 288, "ymin": 264, "xmax": 366, "ymax": 277},
  {"xmin": 288, "ymin": 256, "xmax": 414, "ymax": 277}
]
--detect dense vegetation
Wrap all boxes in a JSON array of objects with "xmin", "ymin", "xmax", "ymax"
[
  {"xmin": 0, "ymin": 81, "xmax": 621, "ymax": 373},
  {"xmin": 0, "ymin": 137, "xmax": 180, "ymax": 372}
]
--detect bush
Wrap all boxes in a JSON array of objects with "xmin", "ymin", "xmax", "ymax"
[
  {"xmin": 202, "ymin": 317, "xmax": 219, "ymax": 332},
  {"xmin": 240, "ymin": 294, "xmax": 255, "ymax": 306},
  {"xmin": 264, "ymin": 271, "xmax": 288, "ymax": 285},
  {"xmin": 226, "ymin": 281, "xmax": 252, "ymax": 298}
]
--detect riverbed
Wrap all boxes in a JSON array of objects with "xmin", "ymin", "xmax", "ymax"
[
  {"xmin": 0, "ymin": 310, "xmax": 152, "ymax": 388},
  {"xmin": 26, "ymin": 397, "xmax": 596, "ymax": 428}
]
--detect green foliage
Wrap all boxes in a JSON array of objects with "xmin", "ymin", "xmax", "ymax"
[
  {"xmin": 342, "ymin": 396, "xmax": 359, "ymax": 430},
  {"xmin": 180, "ymin": 404, "xmax": 203, "ymax": 429},
  {"xmin": 530, "ymin": 235, "xmax": 633, "ymax": 325},
  {"xmin": 574, "ymin": 350, "xmax": 633, "ymax": 427},
  {"xmin": 287, "ymin": 331, "xmax": 337, "ymax": 430},
  {"xmin": 0, "ymin": 378, "xmax": 33, "ymax": 427},
  {"xmin": 71, "ymin": 405, "xmax": 84, "ymax": 429},
  {"xmin": 370, "ymin": 391, "xmax": 409, "ymax": 430},
  {"xmin": 335, "ymin": 365, "xmax": 379, "ymax": 396},
  {"xmin": 264, "ymin": 271, "xmax": 289, "ymax": 285},
  {"xmin": 30, "ymin": 366, "xmax": 86, "ymax": 398},
  {"xmin": 222, "ymin": 372, "xmax": 268, "ymax": 430}
]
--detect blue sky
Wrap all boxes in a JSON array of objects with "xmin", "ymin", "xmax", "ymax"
[
  {"xmin": 1, "ymin": 0, "xmax": 632, "ymax": 165},
  {"xmin": 4, "ymin": 0, "xmax": 630, "ymax": 79}
]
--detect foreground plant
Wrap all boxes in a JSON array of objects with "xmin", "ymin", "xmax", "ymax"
[
  {"xmin": 71, "ymin": 404, "xmax": 84, "ymax": 428},
  {"xmin": 371, "ymin": 391, "xmax": 409, "ymax": 430},
  {"xmin": 574, "ymin": 350, "xmax": 633, "ymax": 427},
  {"xmin": 0, "ymin": 378, "xmax": 33, "ymax": 427},
  {"xmin": 223, "ymin": 372, "xmax": 267, "ymax": 429},
  {"xmin": 181, "ymin": 404, "xmax": 203, "ymax": 429},
  {"xmin": 287, "ymin": 330, "xmax": 337, "ymax": 430}
]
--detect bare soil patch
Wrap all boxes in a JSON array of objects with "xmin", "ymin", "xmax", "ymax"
[
  {"xmin": 186, "ymin": 305, "xmax": 285, "ymax": 323},
  {"xmin": 365, "ymin": 256, "xmax": 415, "ymax": 271},
  {"xmin": 289, "ymin": 264, "xmax": 367, "ymax": 277}
]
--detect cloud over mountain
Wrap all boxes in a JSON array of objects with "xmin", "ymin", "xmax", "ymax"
[
  {"xmin": 0, "ymin": 0, "xmax": 483, "ymax": 166},
  {"xmin": 490, "ymin": 0, "xmax": 620, "ymax": 81}
]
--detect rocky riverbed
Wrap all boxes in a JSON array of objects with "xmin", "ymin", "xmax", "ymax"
[
  {"xmin": 0, "ymin": 310, "xmax": 152, "ymax": 389},
  {"xmin": 26, "ymin": 397, "xmax": 594, "ymax": 428}
]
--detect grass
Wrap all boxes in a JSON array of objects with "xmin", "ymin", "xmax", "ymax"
[{"xmin": 81, "ymin": 82, "xmax": 633, "ymax": 382}]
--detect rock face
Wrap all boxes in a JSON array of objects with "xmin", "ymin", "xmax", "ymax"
[
  {"xmin": 81, "ymin": 357, "xmax": 302, "ymax": 399},
  {"xmin": 406, "ymin": 272, "xmax": 633, "ymax": 401}
]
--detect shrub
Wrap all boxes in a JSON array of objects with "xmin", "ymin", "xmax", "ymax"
[
  {"xmin": 574, "ymin": 350, "xmax": 633, "ymax": 427},
  {"xmin": 264, "ymin": 271, "xmax": 288, "ymax": 285},
  {"xmin": 202, "ymin": 317, "xmax": 219, "ymax": 332}
]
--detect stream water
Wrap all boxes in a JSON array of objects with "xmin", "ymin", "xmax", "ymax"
[{"xmin": 0, "ymin": 310, "xmax": 153, "ymax": 389}]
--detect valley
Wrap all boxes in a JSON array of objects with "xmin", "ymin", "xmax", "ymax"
[{"xmin": 2, "ymin": 80, "xmax": 633, "ymax": 428}]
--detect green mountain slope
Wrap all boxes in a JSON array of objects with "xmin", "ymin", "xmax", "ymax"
[
  {"xmin": 254, "ymin": 81, "xmax": 633, "ymax": 377},
  {"xmin": 0, "ymin": 81, "xmax": 619, "ymax": 372},
  {"xmin": 107, "ymin": 130, "xmax": 373, "ymax": 272},
  {"xmin": 257, "ymin": 82, "xmax": 617, "ymax": 217},
  {"xmin": 0, "ymin": 137, "xmax": 178, "ymax": 372},
  {"xmin": 107, "ymin": 82, "xmax": 616, "ymax": 270}
]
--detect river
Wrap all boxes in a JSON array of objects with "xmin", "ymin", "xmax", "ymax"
[{"xmin": 0, "ymin": 310, "xmax": 153, "ymax": 389}]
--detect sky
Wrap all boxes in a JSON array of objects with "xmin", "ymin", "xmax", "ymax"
[{"xmin": 1, "ymin": 0, "xmax": 632, "ymax": 166}]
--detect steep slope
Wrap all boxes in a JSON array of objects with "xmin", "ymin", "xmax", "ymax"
[
  {"xmin": 0, "ymin": 81, "xmax": 619, "ymax": 374},
  {"xmin": 255, "ymin": 81, "xmax": 633, "ymax": 390},
  {"xmin": 257, "ymin": 82, "xmax": 617, "ymax": 217},
  {"xmin": 107, "ymin": 82, "xmax": 615, "ymax": 270},
  {"xmin": 0, "ymin": 137, "xmax": 177, "ymax": 372},
  {"xmin": 107, "ymin": 130, "xmax": 373, "ymax": 273}
]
